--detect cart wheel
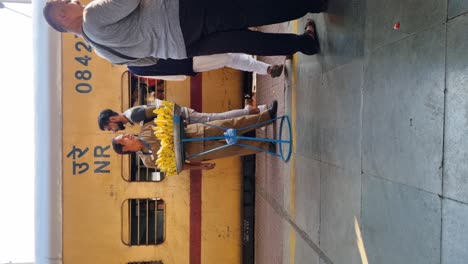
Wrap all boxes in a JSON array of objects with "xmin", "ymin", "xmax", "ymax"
[{"xmin": 278, "ymin": 115, "xmax": 292, "ymax": 162}]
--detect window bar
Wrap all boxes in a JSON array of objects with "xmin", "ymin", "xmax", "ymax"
[
  {"xmin": 149, "ymin": 80, "xmax": 153, "ymax": 104},
  {"xmin": 129, "ymin": 156, "xmax": 133, "ymax": 182},
  {"xmin": 137, "ymin": 77, "xmax": 142, "ymax": 106},
  {"xmin": 126, "ymin": 72, "xmax": 132, "ymax": 182},
  {"xmin": 146, "ymin": 199, "xmax": 149, "ymax": 245},
  {"xmin": 145, "ymin": 78, "xmax": 149, "ymax": 104},
  {"xmin": 154, "ymin": 199, "xmax": 158, "ymax": 243},
  {"xmin": 128, "ymin": 199, "xmax": 132, "ymax": 245},
  {"xmin": 125, "ymin": 71, "xmax": 131, "ymax": 109},
  {"xmin": 137, "ymin": 156, "xmax": 141, "ymax": 181},
  {"xmin": 138, "ymin": 77, "xmax": 148, "ymax": 105},
  {"xmin": 137, "ymin": 199, "xmax": 141, "ymax": 245}
]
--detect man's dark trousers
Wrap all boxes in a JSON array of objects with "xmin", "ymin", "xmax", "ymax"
[{"xmin": 179, "ymin": 0, "xmax": 325, "ymax": 57}]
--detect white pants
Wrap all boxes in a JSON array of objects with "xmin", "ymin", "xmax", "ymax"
[
  {"xmin": 149, "ymin": 53, "xmax": 270, "ymax": 81},
  {"xmin": 182, "ymin": 104, "xmax": 267, "ymax": 123},
  {"xmin": 193, "ymin": 53, "xmax": 270, "ymax": 75}
]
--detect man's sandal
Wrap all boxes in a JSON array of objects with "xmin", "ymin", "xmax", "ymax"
[{"xmin": 304, "ymin": 19, "xmax": 320, "ymax": 52}]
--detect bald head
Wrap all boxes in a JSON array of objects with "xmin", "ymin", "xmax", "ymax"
[
  {"xmin": 43, "ymin": 1, "xmax": 65, "ymax": 32},
  {"xmin": 43, "ymin": 0, "xmax": 85, "ymax": 34}
]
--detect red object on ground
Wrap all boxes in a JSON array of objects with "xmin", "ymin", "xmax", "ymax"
[{"xmin": 394, "ymin": 22, "xmax": 400, "ymax": 30}]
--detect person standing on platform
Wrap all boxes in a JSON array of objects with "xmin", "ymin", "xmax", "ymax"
[
  {"xmin": 43, "ymin": 0, "xmax": 325, "ymax": 66},
  {"xmin": 98, "ymin": 99, "xmax": 270, "ymax": 132},
  {"xmin": 111, "ymin": 101, "xmax": 278, "ymax": 171},
  {"xmin": 128, "ymin": 53, "xmax": 284, "ymax": 81}
]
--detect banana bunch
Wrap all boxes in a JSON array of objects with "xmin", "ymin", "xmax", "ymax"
[{"xmin": 153, "ymin": 101, "xmax": 177, "ymax": 175}]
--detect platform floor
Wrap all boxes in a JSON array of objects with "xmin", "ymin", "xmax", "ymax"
[{"xmin": 254, "ymin": 2, "xmax": 468, "ymax": 263}]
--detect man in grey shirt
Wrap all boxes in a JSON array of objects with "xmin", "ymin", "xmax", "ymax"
[
  {"xmin": 43, "ymin": 0, "xmax": 326, "ymax": 66},
  {"xmin": 97, "ymin": 100, "xmax": 270, "ymax": 132}
]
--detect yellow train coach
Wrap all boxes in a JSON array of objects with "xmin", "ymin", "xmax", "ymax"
[{"xmin": 34, "ymin": 1, "xmax": 256, "ymax": 263}]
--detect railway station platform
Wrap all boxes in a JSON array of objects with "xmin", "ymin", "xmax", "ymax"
[{"xmin": 253, "ymin": 1, "xmax": 468, "ymax": 263}]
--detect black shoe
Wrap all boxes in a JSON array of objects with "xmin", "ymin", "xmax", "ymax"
[
  {"xmin": 268, "ymin": 100, "xmax": 278, "ymax": 120},
  {"xmin": 268, "ymin": 64, "xmax": 284, "ymax": 78},
  {"xmin": 269, "ymin": 142, "xmax": 277, "ymax": 153},
  {"xmin": 302, "ymin": 19, "xmax": 320, "ymax": 54}
]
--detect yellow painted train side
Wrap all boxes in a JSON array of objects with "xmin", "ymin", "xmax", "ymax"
[{"xmin": 59, "ymin": 24, "xmax": 245, "ymax": 264}]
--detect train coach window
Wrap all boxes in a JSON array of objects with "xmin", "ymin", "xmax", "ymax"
[
  {"xmin": 120, "ymin": 72, "xmax": 166, "ymax": 182},
  {"xmin": 122, "ymin": 198, "xmax": 165, "ymax": 246},
  {"xmin": 128, "ymin": 153, "xmax": 165, "ymax": 182},
  {"xmin": 124, "ymin": 71, "xmax": 166, "ymax": 107},
  {"xmin": 128, "ymin": 261, "xmax": 163, "ymax": 264}
]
